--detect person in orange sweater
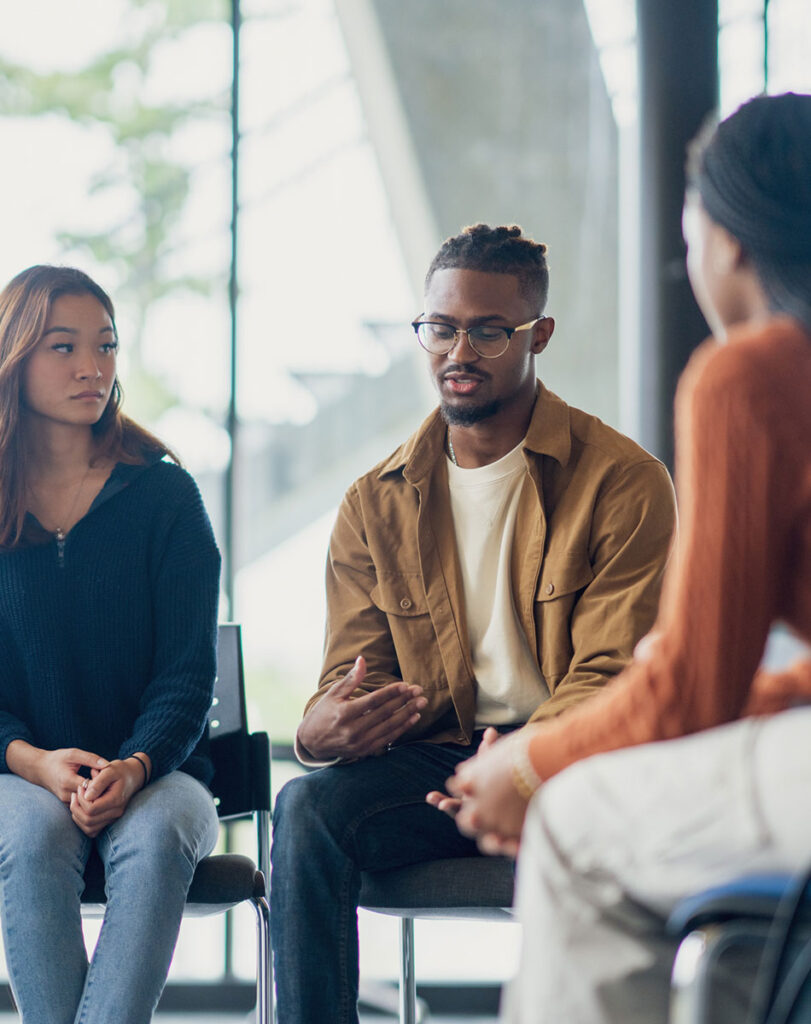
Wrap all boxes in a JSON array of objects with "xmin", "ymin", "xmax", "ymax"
[{"xmin": 427, "ymin": 91, "xmax": 811, "ymax": 1023}]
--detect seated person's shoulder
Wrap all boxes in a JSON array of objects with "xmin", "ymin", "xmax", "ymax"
[
  {"xmin": 566, "ymin": 402, "xmax": 667, "ymax": 476},
  {"xmin": 345, "ymin": 410, "xmax": 443, "ymax": 500},
  {"xmin": 681, "ymin": 322, "xmax": 811, "ymax": 418},
  {"xmin": 121, "ymin": 454, "xmax": 198, "ymax": 497}
]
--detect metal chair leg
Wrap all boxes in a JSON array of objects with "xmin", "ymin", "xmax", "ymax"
[
  {"xmin": 400, "ymin": 916, "xmax": 417, "ymax": 1024},
  {"xmin": 257, "ymin": 809, "xmax": 271, "ymax": 894},
  {"xmin": 252, "ymin": 895, "xmax": 272, "ymax": 1024}
]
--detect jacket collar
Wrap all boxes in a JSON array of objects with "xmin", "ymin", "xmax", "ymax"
[{"xmin": 376, "ymin": 380, "xmax": 572, "ymax": 484}]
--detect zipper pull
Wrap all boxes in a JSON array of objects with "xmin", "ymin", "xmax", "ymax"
[{"xmin": 55, "ymin": 528, "xmax": 66, "ymax": 567}]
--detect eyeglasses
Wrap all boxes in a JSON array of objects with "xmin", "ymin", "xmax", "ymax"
[{"xmin": 411, "ymin": 316, "xmax": 545, "ymax": 359}]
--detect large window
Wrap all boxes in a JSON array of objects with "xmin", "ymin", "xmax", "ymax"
[
  {"xmin": 233, "ymin": 0, "xmax": 418, "ymax": 744},
  {"xmin": 3, "ymin": 0, "xmax": 811, "ymax": 1000},
  {"xmin": 0, "ymin": 0, "xmax": 236, "ymax": 987}
]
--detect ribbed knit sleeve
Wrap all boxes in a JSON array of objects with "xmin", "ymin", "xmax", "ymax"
[
  {"xmin": 0, "ymin": 625, "xmax": 35, "ymax": 760},
  {"xmin": 526, "ymin": 320, "xmax": 811, "ymax": 781},
  {"xmin": 117, "ymin": 469, "xmax": 221, "ymax": 779}
]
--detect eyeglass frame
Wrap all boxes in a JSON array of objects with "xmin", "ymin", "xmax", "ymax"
[{"xmin": 410, "ymin": 316, "xmax": 546, "ymax": 359}]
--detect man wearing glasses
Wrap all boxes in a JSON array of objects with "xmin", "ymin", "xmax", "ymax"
[{"xmin": 270, "ymin": 223, "xmax": 676, "ymax": 1023}]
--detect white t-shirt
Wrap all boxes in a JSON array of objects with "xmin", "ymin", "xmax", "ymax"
[{"xmin": 447, "ymin": 442, "xmax": 549, "ymax": 726}]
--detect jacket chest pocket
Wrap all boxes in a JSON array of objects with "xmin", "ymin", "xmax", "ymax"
[
  {"xmin": 370, "ymin": 572, "xmax": 446, "ymax": 689},
  {"xmin": 533, "ymin": 558, "xmax": 594, "ymax": 685},
  {"xmin": 370, "ymin": 572, "xmax": 428, "ymax": 617}
]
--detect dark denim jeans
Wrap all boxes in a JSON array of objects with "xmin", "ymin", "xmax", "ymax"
[{"xmin": 270, "ymin": 738, "xmax": 487, "ymax": 1024}]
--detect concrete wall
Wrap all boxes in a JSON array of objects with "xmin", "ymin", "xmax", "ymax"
[
  {"xmin": 340, "ymin": 0, "xmax": 620, "ymax": 425},
  {"xmin": 227, "ymin": 1, "xmax": 623, "ymax": 571}
]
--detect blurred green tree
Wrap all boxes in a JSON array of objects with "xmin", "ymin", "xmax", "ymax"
[{"xmin": 0, "ymin": 0, "xmax": 230, "ymax": 420}]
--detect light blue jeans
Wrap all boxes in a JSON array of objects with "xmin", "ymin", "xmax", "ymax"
[{"xmin": 0, "ymin": 771, "xmax": 219, "ymax": 1024}]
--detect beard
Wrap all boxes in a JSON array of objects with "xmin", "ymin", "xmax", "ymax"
[{"xmin": 440, "ymin": 397, "xmax": 504, "ymax": 426}]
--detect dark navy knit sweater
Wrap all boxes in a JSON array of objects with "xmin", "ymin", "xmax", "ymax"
[{"xmin": 0, "ymin": 456, "xmax": 221, "ymax": 783}]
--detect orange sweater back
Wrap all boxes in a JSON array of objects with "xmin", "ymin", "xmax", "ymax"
[{"xmin": 529, "ymin": 317, "xmax": 811, "ymax": 780}]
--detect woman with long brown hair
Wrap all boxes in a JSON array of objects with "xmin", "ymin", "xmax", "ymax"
[{"xmin": 0, "ymin": 265, "xmax": 221, "ymax": 1023}]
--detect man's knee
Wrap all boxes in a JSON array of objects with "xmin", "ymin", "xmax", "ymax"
[
  {"xmin": 273, "ymin": 770, "xmax": 337, "ymax": 841},
  {"xmin": 273, "ymin": 763, "xmax": 392, "ymax": 858}
]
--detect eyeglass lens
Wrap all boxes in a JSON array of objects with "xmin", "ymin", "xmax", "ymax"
[{"xmin": 415, "ymin": 323, "xmax": 510, "ymax": 357}]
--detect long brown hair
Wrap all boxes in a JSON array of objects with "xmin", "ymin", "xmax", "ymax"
[{"xmin": 0, "ymin": 265, "xmax": 178, "ymax": 548}]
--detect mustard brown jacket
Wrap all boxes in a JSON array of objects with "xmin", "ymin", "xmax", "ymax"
[{"xmin": 306, "ymin": 383, "xmax": 677, "ymax": 746}]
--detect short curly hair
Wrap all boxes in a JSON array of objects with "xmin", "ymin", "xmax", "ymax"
[{"xmin": 425, "ymin": 224, "xmax": 549, "ymax": 312}]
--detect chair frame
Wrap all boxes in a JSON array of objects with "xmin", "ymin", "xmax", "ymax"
[
  {"xmin": 359, "ymin": 855, "xmax": 515, "ymax": 1024},
  {"xmin": 669, "ymin": 872, "xmax": 811, "ymax": 1024},
  {"xmin": 80, "ymin": 623, "xmax": 273, "ymax": 1024}
]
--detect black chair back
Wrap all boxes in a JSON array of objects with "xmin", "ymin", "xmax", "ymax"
[
  {"xmin": 203, "ymin": 625, "xmax": 272, "ymax": 939},
  {"xmin": 210, "ymin": 624, "xmax": 270, "ymax": 820},
  {"xmin": 210, "ymin": 623, "xmax": 248, "ymax": 737}
]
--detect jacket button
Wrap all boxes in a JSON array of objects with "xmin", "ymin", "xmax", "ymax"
[
  {"xmin": 400, "ymin": 597, "xmax": 412, "ymax": 610},
  {"xmin": 545, "ymin": 583, "xmax": 555, "ymax": 595}
]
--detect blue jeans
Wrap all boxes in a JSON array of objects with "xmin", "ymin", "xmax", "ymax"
[
  {"xmin": 0, "ymin": 771, "xmax": 219, "ymax": 1024},
  {"xmin": 270, "ymin": 739, "xmax": 487, "ymax": 1024}
]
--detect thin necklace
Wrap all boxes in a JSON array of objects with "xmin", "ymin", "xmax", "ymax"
[
  {"xmin": 447, "ymin": 429, "xmax": 458, "ymax": 466},
  {"xmin": 34, "ymin": 463, "xmax": 93, "ymax": 541}
]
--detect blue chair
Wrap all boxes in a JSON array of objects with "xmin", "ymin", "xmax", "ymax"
[{"xmin": 668, "ymin": 870, "xmax": 811, "ymax": 1024}]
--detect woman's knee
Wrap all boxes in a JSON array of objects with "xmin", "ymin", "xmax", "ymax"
[
  {"xmin": 106, "ymin": 773, "xmax": 218, "ymax": 864},
  {"xmin": 0, "ymin": 778, "xmax": 80, "ymax": 862},
  {"xmin": 535, "ymin": 757, "xmax": 618, "ymax": 859}
]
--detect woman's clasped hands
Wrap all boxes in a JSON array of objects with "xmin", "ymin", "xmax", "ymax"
[
  {"xmin": 70, "ymin": 757, "xmax": 150, "ymax": 837},
  {"xmin": 32, "ymin": 745, "xmax": 150, "ymax": 838},
  {"xmin": 426, "ymin": 726, "xmax": 542, "ymax": 858}
]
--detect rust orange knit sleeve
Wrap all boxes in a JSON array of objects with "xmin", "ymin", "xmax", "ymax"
[{"xmin": 526, "ymin": 332, "xmax": 797, "ymax": 781}]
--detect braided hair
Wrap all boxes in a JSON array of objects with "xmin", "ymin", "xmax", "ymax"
[
  {"xmin": 688, "ymin": 92, "xmax": 811, "ymax": 329},
  {"xmin": 425, "ymin": 224, "xmax": 550, "ymax": 313}
]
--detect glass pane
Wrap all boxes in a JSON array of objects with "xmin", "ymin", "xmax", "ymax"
[
  {"xmin": 234, "ymin": 0, "xmax": 418, "ymax": 741},
  {"xmin": 235, "ymin": 0, "xmax": 623, "ymax": 747},
  {"xmin": 0, "ymin": 0, "xmax": 233, "ymax": 564},
  {"xmin": 769, "ymin": 0, "xmax": 811, "ymax": 93},
  {"xmin": 0, "ymin": 0, "xmax": 233, "ymax": 985},
  {"xmin": 719, "ymin": 14, "xmax": 765, "ymax": 113}
]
